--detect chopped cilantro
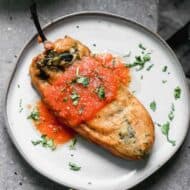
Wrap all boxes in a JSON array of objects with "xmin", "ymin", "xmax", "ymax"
[
  {"xmin": 76, "ymin": 76, "xmax": 89, "ymax": 87},
  {"xmin": 168, "ymin": 112, "xmax": 174, "ymax": 121},
  {"xmin": 138, "ymin": 43, "xmax": 146, "ymax": 50},
  {"xmin": 146, "ymin": 64, "xmax": 154, "ymax": 71},
  {"xmin": 17, "ymin": 84, "xmax": 20, "ymax": 88},
  {"xmin": 74, "ymin": 67, "xmax": 89, "ymax": 87},
  {"xmin": 132, "ymin": 90, "xmax": 136, "ymax": 94},
  {"xmin": 126, "ymin": 54, "xmax": 151, "ymax": 71},
  {"xmin": 27, "ymin": 108, "xmax": 39, "ymax": 121},
  {"xmin": 156, "ymin": 104, "xmax": 176, "ymax": 146},
  {"xmin": 162, "ymin": 80, "xmax": 167, "ymax": 84},
  {"xmin": 161, "ymin": 122, "xmax": 169, "ymax": 135},
  {"xmin": 162, "ymin": 66, "xmax": 167, "ymax": 72},
  {"xmin": 135, "ymin": 55, "xmax": 143, "ymax": 62},
  {"xmin": 19, "ymin": 99, "xmax": 23, "ymax": 113},
  {"xmin": 161, "ymin": 122, "xmax": 176, "ymax": 146},
  {"xmin": 31, "ymin": 140, "xmax": 41, "ymax": 145},
  {"xmin": 96, "ymin": 86, "xmax": 105, "ymax": 99},
  {"xmin": 19, "ymin": 108, "xmax": 23, "ymax": 113},
  {"xmin": 150, "ymin": 101, "xmax": 156, "ymax": 112},
  {"xmin": 69, "ymin": 162, "xmax": 81, "ymax": 171},
  {"xmin": 171, "ymin": 103, "xmax": 175, "ymax": 111},
  {"xmin": 168, "ymin": 103, "xmax": 175, "ymax": 121},
  {"xmin": 143, "ymin": 54, "xmax": 151, "ymax": 62},
  {"xmin": 70, "ymin": 91, "xmax": 80, "ymax": 106},
  {"xmin": 31, "ymin": 135, "xmax": 56, "ymax": 150},
  {"xmin": 46, "ymin": 139, "xmax": 55, "ymax": 148},
  {"xmin": 155, "ymin": 122, "xmax": 161, "ymax": 127},
  {"xmin": 174, "ymin": 86, "xmax": 181, "ymax": 100},
  {"xmin": 125, "ymin": 44, "xmax": 151, "ymax": 71},
  {"xmin": 19, "ymin": 99, "xmax": 22, "ymax": 106},
  {"xmin": 140, "ymin": 75, "xmax": 143, "ymax": 80},
  {"xmin": 69, "ymin": 138, "xmax": 77, "ymax": 150}
]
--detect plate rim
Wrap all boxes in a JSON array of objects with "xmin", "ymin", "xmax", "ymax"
[{"xmin": 3, "ymin": 11, "xmax": 190, "ymax": 190}]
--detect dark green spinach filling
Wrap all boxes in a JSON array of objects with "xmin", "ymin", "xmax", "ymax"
[{"xmin": 36, "ymin": 50, "xmax": 76, "ymax": 80}]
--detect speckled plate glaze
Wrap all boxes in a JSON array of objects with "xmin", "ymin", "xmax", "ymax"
[{"xmin": 4, "ymin": 12, "xmax": 190, "ymax": 190}]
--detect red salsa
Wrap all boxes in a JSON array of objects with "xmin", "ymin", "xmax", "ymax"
[
  {"xmin": 42, "ymin": 54, "xmax": 130, "ymax": 127},
  {"xmin": 34, "ymin": 101, "xmax": 75, "ymax": 144}
]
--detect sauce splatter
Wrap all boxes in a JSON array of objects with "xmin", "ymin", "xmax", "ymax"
[{"xmin": 34, "ymin": 101, "xmax": 75, "ymax": 145}]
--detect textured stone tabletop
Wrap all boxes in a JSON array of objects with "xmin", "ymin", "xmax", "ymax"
[{"xmin": 0, "ymin": 0, "xmax": 189, "ymax": 190}]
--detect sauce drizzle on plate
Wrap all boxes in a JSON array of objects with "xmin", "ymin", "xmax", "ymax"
[{"xmin": 34, "ymin": 101, "xmax": 75, "ymax": 144}]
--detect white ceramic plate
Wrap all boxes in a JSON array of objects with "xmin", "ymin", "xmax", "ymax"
[{"xmin": 4, "ymin": 12, "xmax": 190, "ymax": 190}]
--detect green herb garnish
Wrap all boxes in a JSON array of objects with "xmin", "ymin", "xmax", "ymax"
[
  {"xmin": 168, "ymin": 103, "xmax": 175, "ymax": 121},
  {"xmin": 17, "ymin": 84, "xmax": 20, "ymax": 88},
  {"xmin": 161, "ymin": 122, "xmax": 176, "ymax": 146},
  {"xmin": 174, "ymin": 86, "xmax": 181, "ymax": 100},
  {"xmin": 146, "ymin": 64, "xmax": 154, "ymax": 71},
  {"xmin": 123, "ymin": 51, "xmax": 131, "ymax": 58},
  {"xmin": 126, "ymin": 54, "xmax": 151, "ymax": 71},
  {"xmin": 162, "ymin": 66, "xmax": 167, "ymax": 72},
  {"xmin": 76, "ymin": 76, "xmax": 89, "ymax": 87},
  {"xmin": 150, "ymin": 101, "xmax": 156, "ymax": 112},
  {"xmin": 19, "ymin": 99, "xmax": 23, "ymax": 113},
  {"xmin": 31, "ymin": 140, "xmax": 41, "ymax": 145},
  {"xmin": 19, "ymin": 108, "xmax": 23, "ymax": 113},
  {"xmin": 27, "ymin": 108, "xmax": 39, "ymax": 121},
  {"xmin": 31, "ymin": 135, "xmax": 56, "ymax": 150},
  {"xmin": 96, "ymin": 86, "xmax": 105, "ymax": 99},
  {"xmin": 74, "ymin": 67, "xmax": 89, "ymax": 87},
  {"xmin": 155, "ymin": 122, "xmax": 161, "ymax": 127},
  {"xmin": 156, "ymin": 103, "xmax": 176, "ymax": 146},
  {"xmin": 70, "ymin": 91, "xmax": 80, "ymax": 106},
  {"xmin": 143, "ymin": 54, "xmax": 151, "ymax": 62},
  {"xmin": 69, "ymin": 162, "xmax": 81, "ymax": 171},
  {"xmin": 140, "ymin": 75, "xmax": 143, "ymax": 80},
  {"xmin": 162, "ymin": 80, "xmax": 167, "ymax": 84},
  {"xmin": 168, "ymin": 112, "xmax": 174, "ymax": 121},
  {"xmin": 19, "ymin": 99, "xmax": 22, "ymax": 107},
  {"xmin": 125, "ymin": 43, "xmax": 151, "ymax": 70},
  {"xmin": 138, "ymin": 43, "xmax": 146, "ymax": 50},
  {"xmin": 69, "ymin": 138, "xmax": 77, "ymax": 150}
]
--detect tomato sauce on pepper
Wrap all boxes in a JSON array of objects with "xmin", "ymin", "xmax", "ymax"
[
  {"xmin": 43, "ymin": 54, "xmax": 130, "ymax": 127},
  {"xmin": 35, "ymin": 101, "xmax": 75, "ymax": 144}
]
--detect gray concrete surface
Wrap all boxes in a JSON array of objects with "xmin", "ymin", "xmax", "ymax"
[
  {"xmin": 159, "ymin": 0, "xmax": 190, "ymax": 78},
  {"xmin": 1, "ymin": 0, "xmax": 189, "ymax": 190},
  {"xmin": 159, "ymin": 0, "xmax": 190, "ymax": 40}
]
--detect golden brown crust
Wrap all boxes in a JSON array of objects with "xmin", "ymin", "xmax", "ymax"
[
  {"xmin": 29, "ymin": 36, "xmax": 154, "ymax": 160},
  {"xmin": 76, "ymin": 85, "xmax": 154, "ymax": 159}
]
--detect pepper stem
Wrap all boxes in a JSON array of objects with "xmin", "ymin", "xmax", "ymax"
[{"xmin": 30, "ymin": 1, "xmax": 47, "ymax": 42}]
